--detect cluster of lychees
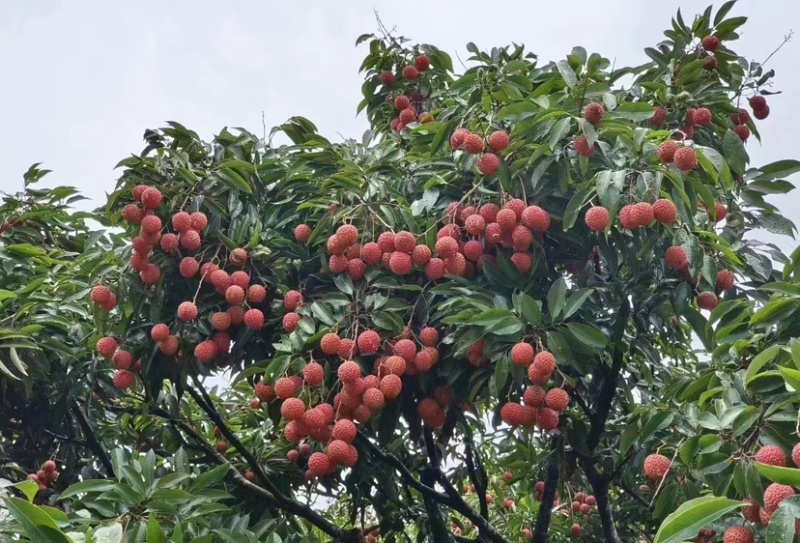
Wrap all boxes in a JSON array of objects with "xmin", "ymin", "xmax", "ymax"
[
  {"xmin": 499, "ymin": 345, "xmax": 565, "ymax": 432},
  {"xmin": 382, "ymin": 54, "xmax": 434, "ymax": 133},
  {"xmin": 450, "ymin": 128, "xmax": 510, "ymax": 176},
  {"xmin": 92, "ymin": 185, "xmax": 269, "ymax": 389},
  {"xmin": 25, "ymin": 459, "xmax": 59, "ymax": 493},
  {"xmin": 664, "ymin": 244, "xmax": 736, "ymax": 311}
]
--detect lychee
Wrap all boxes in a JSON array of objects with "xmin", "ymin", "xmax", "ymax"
[
  {"xmin": 338, "ymin": 338, "xmax": 357, "ymax": 359},
  {"xmin": 414, "ymin": 54, "xmax": 430, "ymax": 72},
  {"xmin": 697, "ymin": 292, "xmax": 718, "ymax": 310},
  {"xmin": 227, "ymin": 305, "xmax": 244, "ymax": 325},
  {"xmin": 528, "ymin": 351, "xmax": 556, "ymax": 384},
  {"xmin": 255, "ymin": 382, "xmax": 274, "ymax": 402},
  {"xmin": 230, "ymin": 248, "xmax": 248, "ymax": 266},
  {"xmin": 402, "ymin": 65, "xmax": 418, "ymax": 81},
  {"xmin": 308, "ymin": 452, "xmax": 331, "ymax": 476},
  {"xmin": 511, "ymin": 343, "xmax": 535, "ymax": 366},
  {"xmin": 584, "ymin": 102, "xmax": 605, "ymax": 124},
  {"xmin": 425, "ymin": 258, "xmax": 446, "ymax": 280},
  {"xmin": 122, "ymin": 204, "xmax": 144, "ymax": 224},
  {"xmin": 521, "ymin": 206, "xmax": 550, "ymax": 233},
  {"xmin": 702, "ymin": 35, "xmax": 720, "ymax": 51},
  {"xmin": 674, "ymin": 147, "xmax": 697, "ymax": 171},
  {"xmin": 140, "ymin": 215, "xmax": 162, "ymax": 235},
  {"xmin": 450, "ymin": 128, "xmax": 470, "ymax": 150},
  {"xmin": 179, "ymin": 230, "xmax": 201, "ymax": 251},
  {"xmin": 195, "ymin": 340, "xmax": 218, "ymax": 363},
  {"xmin": 722, "ymin": 526, "xmax": 752, "ymax": 543},
  {"xmin": 575, "ymin": 134, "xmax": 594, "ymax": 157},
  {"xmin": 708, "ymin": 202, "xmax": 728, "ymax": 222},
  {"xmin": 501, "ymin": 402, "xmax": 524, "ymax": 426},
  {"xmin": 190, "ymin": 212, "xmax": 208, "ymax": 231},
  {"xmin": 545, "ymin": 388, "xmax": 570, "ymax": 412},
  {"xmin": 274, "ymin": 377, "xmax": 298, "ymax": 399},
  {"xmin": 755, "ymin": 445, "xmax": 787, "ymax": 467},
  {"xmin": 478, "ymin": 153, "xmax": 500, "ymax": 176},
  {"xmin": 172, "ymin": 211, "xmax": 192, "ymax": 232},
  {"xmin": 665, "ymin": 246, "xmax": 688, "ymax": 270},
  {"xmin": 160, "ymin": 233, "xmax": 179, "ymax": 252},
  {"xmin": 112, "ymin": 350, "xmax": 133, "ymax": 370},
  {"xmin": 389, "ymin": 251, "xmax": 413, "ymax": 275},
  {"xmin": 394, "ymin": 95, "xmax": 410, "ymax": 111},
  {"xmin": 284, "ymin": 290, "xmax": 303, "ymax": 311},
  {"xmin": 537, "ymin": 408, "xmax": 559, "ymax": 430},
  {"xmin": 742, "ymin": 498, "xmax": 760, "ymax": 523},
  {"xmin": 643, "ymin": 453, "xmax": 671, "ymax": 480},
  {"xmin": 303, "ymin": 362, "xmax": 325, "ymax": 386},
  {"xmin": 225, "ymin": 285, "xmax": 246, "ymax": 305},
  {"xmin": 753, "ymin": 105, "xmax": 770, "ymax": 120},
  {"xmin": 524, "ymin": 385, "xmax": 546, "ymax": 407},
  {"xmin": 159, "ymin": 335, "xmax": 179, "ymax": 355},
  {"xmin": 488, "ymin": 130, "xmax": 510, "ymax": 152},
  {"xmin": 651, "ymin": 107, "xmax": 667, "ymax": 125},
  {"xmin": 139, "ymin": 263, "xmax": 161, "ymax": 284},
  {"xmin": 151, "ymin": 323, "xmax": 170, "ymax": 342},
  {"xmin": 177, "ymin": 301, "xmax": 198, "ymax": 321},
  {"xmin": 113, "ymin": 370, "xmax": 135, "ymax": 390},
  {"xmin": 141, "ymin": 187, "xmax": 163, "ymax": 209},
  {"xmin": 463, "ymin": 133, "xmax": 484, "ymax": 154},
  {"xmin": 749, "ymin": 96, "xmax": 767, "ymax": 109},
  {"xmin": 399, "ymin": 107, "xmax": 417, "ymax": 125},
  {"xmin": 282, "ymin": 312, "xmax": 300, "ymax": 332},
  {"xmin": 362, "ymin": 388, "xmax": 385, "ymax": 410},
  {"xmin": 585, "ymin": 206, "xmax": 609, "ymax": 231},
  {"xmin": 693, "ymin": 108, "xmax": 712, "ymax": 126},
  {"xmin": 652, "ymin": 199, "xmax": 678, "ymax": 224},
  {"xmin": 91, "ymin": 285, "xmax": 112, "ymax": 306},
  {"xmin": 632, "ymin": 202, "xmax": 654, "ymax": 227},
  {"xmin": 657, "ymin": 140, "xmax": 679, "ymax": 163},
  {"xmin": 734, "ymin": 124, "xmax": 750, "ymax": 142},
  {"xmin": 764, "ymin": 483, "xmax": 795, "ymax": 512}
]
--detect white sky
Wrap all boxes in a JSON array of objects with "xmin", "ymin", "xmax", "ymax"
[{"xmin": 1, "ymin": 0, "xmax": 797, "ymax": 251}]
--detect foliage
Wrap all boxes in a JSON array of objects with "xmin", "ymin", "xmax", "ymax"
[{"xmin": 2, "ymin": 2, "xmax": 800, "ymax": 542}]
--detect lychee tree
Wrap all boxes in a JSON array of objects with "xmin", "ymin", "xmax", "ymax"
[{"xmin": 3, "ymin": 2, "xmax": 800, "ymax": 542}]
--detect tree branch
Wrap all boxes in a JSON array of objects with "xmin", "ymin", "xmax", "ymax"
[
  {"xmin": 70, "ymin": 403, "xmax": 114, "ymax": 477},
  {"xmin": 584, "ymin": 462, "xmax": 621, "ymax": 543},
  {"xmin": 532, "ymin": 440, "xmax": 561, "ymax": 543}
]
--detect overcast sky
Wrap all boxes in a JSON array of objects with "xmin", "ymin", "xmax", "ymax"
[{"xmin": 1, "ymin": 0, "xmax": 797, "ymax": 251}]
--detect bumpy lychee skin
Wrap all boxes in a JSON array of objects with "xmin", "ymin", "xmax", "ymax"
[
  {"xmin": 753, "ymin": 105, "xmax": 770, "ymax": 120},
  {"xmin": 643, "ymin": 453, "xmax": 671, "ymax": 480},
  {"xmin": 651, "ymin": 106, "xmax": 667, "ymax": 125},
  {"xmin": 414, "ymin": 54, "xmax": 431, "ymax": 72},
  {"xmin": 697, "ymin": 292, "xmax": 718, "ymax": 310},
  {"xmin": 487, "ymin": 130, "xmax": 510, "ymax": 152},
  {"xmin": 195, "ymin": 340, "xmax": 218, "ymax": 363},
  {"xmin": 463, "ymin": 133, "xmax": 484, "ymax": 154},
  {"xmin": 511, "ymin": 343, "xmax": 535, "ymax": 366},
  {"xmin": 742, "ymin": 498, "xmax": 760, "ymax": 522},
  {"xmin": 674, "ymin": 147, "xmax": 698, "ymax": 171},
  {"xmin": 177, "ymin": 301, "xmax": 198, "ymax": 321},
  {"xmin": 389, "ymin": 251, "xmax": 413, "ymax": 275},
  {"xmin": 693, "ymin": 107, "xmax": 713, "ymax": 127},
  {"xmin": 320, "ymin": 333, "xmax": 341, "ymax": 356},
  {"xmin": 151, "ymin": 323, "xmax": 170, "ymax": 342},
  {"xmin": 521, "ymin": 206, "xmax": 550, "ymax": 233},
  {"xmin": 160, "ymin": 233, "xmax": 179, "ymax": 252},
  {"xmin": 632, "ymin": 202, "xmax": 654, "ymax": 227},
  {"xmin": 764, "ymin": 483, "xmax": 795, "ymax": 512},
  {"xmin": 755, "ymin": 445, "xmax": 787, "ymax": 467},
  {"xmin": 702, "ymin": 35, "xmax": 720, "ymax": 51},
  {"xmin": 179, "ymin": 230, "xmax": 201, "ymax": 250},
  {"xmin": 380, "ymin": 373, "xmax": 403, "ymax": 399},
  {"xmin": 402, "ymin": 65, "xmax": 419, "ymax": 81},
  {"xmin": 478, "ymin": 153, "xmax": 500, "ymax": 176},
  {"xmin": 174, "ymin": 258, "xmax": 197, "ymax": 280},
  {"xmin": 394, "ymin": 95, "xmax": 410, "ymax": 111},
  {"xmin": 657, "ymin": 140, "xmax": 680, "ymax": 163},
  {"xmin": 792, "ymin": 442, "xmax": 800, "ymax": 468},
  {"xmin": 140, "ymin": 214, "xmax": 162, "ymax": 235},
  {"xmin": 734, "ymin": 124, "xmax": 750, "ymax": 142},
  {"xmin": 450, "ymin": 128, "xmax": 470, "ymax": 150},
  {"xmin": 715, "ymin": 269, "xmax": 735, "ymax": 291},
  {"xmin": 399, "ymin": 107, "xmax": 417, "ymax": 124},
  {"xmin": 284, "ymin": 290, "xmax": 303, "ymax": 311},
  {"xmin": 571, "ymin": 524, "xmax": 582, "ymax": 538},
  {"xmin": 708, "ymin": 202, "xmax": 728, "ymax": 222},
  {"xmin": 435, "ymin": 236, "xmax": 459, "ymax": 258},
  {"xmin": 749, "ymin": 95, "xmax": 767, "ymax": 109},
  {"xmin": 501, "ymin": 402, "xmax": 525, "ymax": 426},
  {"xmin": 189, "ymin": 211, "xmax": 208, "ymax": 231},
  {"xmin": 338, "ymin": 360, "xmax": 362, "ymax": 384},
  {"xmin": 113, "ymin": 370, "xmax": 135, "ymax": 390},
  {"xmin": 141, "ymin": 187, "xmax": 163, "ymax": 209},
  {"xmin": 585, "ymin": 206, "xmax": 609, "ymax": 231},
  {"xmin": 665, "ymin": 246, "xmax": 689, "ymax": 271},
  {"xmin": 282, "ymin": 312, "xmax": 301, "ymax": 332},
  {"xmin": 122, "ymin": 203, "xmax": 144, "ymax": 224},
  {"xmin": 112, "ymin": 350, "xmax": 133, "ymax": 370},
  {"xmin": 419, "ymin": 327, "xmax": 439, "ymax": 347},
  {"xmin": 537, "ymin": 408, "xmax": 560, "ymax": 431},
  {"xmin": 722, "ymin": 526, "xmax": 752, "ymax": 543},
  {"xmin": 652, "ymin": 199, "xmax": 678, "ymax": 224},
  {"xmin": 91, "ymin": 285, "xmax": 112, "ymax": 306},
  {"xmin": 524, "ymin": 385, "xmax": 546, "ymax": 407},
  {"xmin": 96, "ymin": 336, "xmax": 117, "ymax": 357},
  {"xmin": 574, "ymin": 134, "xmax": 594, "ymax": 157},
  {"xmin": 545, "ymin": 388, "xmax": 570, "ymax": 412},
  {"xmin": 584, "ymin": 102, "xmax": 605, "ymax": 124}
]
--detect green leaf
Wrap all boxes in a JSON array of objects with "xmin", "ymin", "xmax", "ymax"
[
  {"xmin": 652, "ymin": 496, "xmax": 742, "ymax": 543},
  {"xmin": 565, "ymin": 323, "xmax": 608, "ymax": 348},
  {"xmin": 562, "ymin": 187, "xmax": 593, "ymax": 232},
  {"xmin": 333, "ymin": 274, "xmax": 353, "ymax": 296},
  {"xmin": 612, "ymin": 102, "xmax": 655, "ymax": 121},
  {"xmin": 595, "ymin": 170, "xmax": 626, "ymax": 209},
  {"xmin": 95, "ymin": 524, "xmax": 124, "ymax": 543},
  {"xmin": 549, "ymin": 118, "xmax": 572, "ymax": 151},
  {"xmin": 59, "ymin": 479, "xmax": 117, "ymax": 499},
  {"xmin": 722, "ymin": 129, "xmax": 747, "ymax": 176},
  {"xmin": 732, "ymin": 406, "xmax": 760, "ymax": 437},
  {"xmin": 147, "ymin": 515, "xmax": 166, "ymax": 543},
  {"xmin": 778, "ymin": 366, "xmax": 800, "ymax": 392},
  {"xmin": 754, "ymin": 463, "xmax": 800, "ymax": 487},
  {"xmin": 546, "ymin": 277, "xmax": 567, "ymax": 320},
  {"xmin": 746, "ymin": 344, "xmax": 782, "ymax": 384},
  {"xmin": 557, "ymin": 60, "xmax": 578, "ymax": 88},
  {"xmin": 12, "ymin": 481, "xmax": 39, "ymax": 503},
  {"xmin": 3, "ymin": 497, "xmax": 71, "ymax": 543},
  {"xmin": 766, "ymin": 497, "xmax": 800, "ymax": 543},
  {"xmin": 518, "ymin": 293, "xmax": 544, "ymax": 327},
  {"xmin": 494, "ymin": 356, "xmax": 510, "ymax": 396},
  {"xmin": 754, "ymin": 159, "xmax": 800, "ymax": 181},
  {"xmin": 562, "ymin": 289, "xmax": 594, "ymax": 320}
]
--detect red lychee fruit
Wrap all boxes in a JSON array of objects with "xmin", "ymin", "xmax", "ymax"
[
  {"xmin": 281, "ymin": 397, "xmax": 306, "ymax": 421},
  {"xmin": 159, "ymin": 233, "xmax": 178, "ymax": 252},
  {"xmin": 702, "ymin": 35, "xmax": 720, "ymax": 51},
  {"xmin": 708, "ymin": 202, "xmax": 728, "ymax": 222},
  {"xmin": 479, "ymin": 203, "xmax": 499, "ymax": 223},
  {"xmin": 575, "ymin": 134, "xmax": 594, "ymax": 157},
  {"xmin": 177, "ymin": 301, "xmax": 198, "ymax": 321},
  {"xmin": 419, "ymin": 327, "xmax": 439, "ymax": 347},
  {"xmin": 394, "ymin": 95, "xmax": 410, "ymax": 111},
  {"xmin": 140, "ymin": 215, "xmax": 162, "ymax": 236},
  {"xmin": 511, "ymin": 343, "xmax": 535, "ymax": 366},
  {"xmin": 130, "ymin": 251, "xmax": 150, "ymax": 271},
  {"xmin": 478, "ymin": 153, "xmax": 500, "ymax": 176},
  {"xmin": 425, "ymin": 258, "xmax": 446, "ymax": 280},
  {"xmin": 132, "ymin": 184, "xmax": 148, "ymax": 201},
  {"xmin": 307, "ymin": 452, "xmax": 331, "ymax": 476},
  {"xmin": 172, "ymin": 211, "xmax": 192, "ymax": 232},
  {"xmin": 450, "ymin": 128, "xmax": 470, "ymax": 150},
  {"xmin": 501, "ymin": 402, "xmax": 524, "ymax": 426},
  {"xmin": 225, "ymin": 285, "xmax": 246, "ymax": 305},
  {"xmin": 210, "ymin": 312, "xmax": 231, "ymax": 332},
  {"xmin": 722, "ymin": 526, "xmax": 752, "ymax": 543},
  {"xmin": 230, "ymin": 248, "xmax": 248, "ymax": 266},
  {"xmin": 329, "ymin": 254, "xmax": 348, "ymax": 274},
  {"xmin": 749, "ymin": 96, "xmax": 767, "ymax": 109},
  {"xmin": 91, "ymin": 285, "xmax": 112, "ymax": 306},
  {"xmin": 494, "ymin": 209, "xmax": 516, "ymax": 233},
  {"xmin": 414, "ymin": 54, "xmax": 430, "ymax": 72},
  {"xmin": 764, "ymin": 483, "xmax": 795, "ymax": 512},
  {"xmin": 332, "ymin": 419, "xmax": 357, "ymax": 443},
  {"xmin": 389, "ymin": 251, "xmax": 413, "ymax": 275},
  {"xmin": 255, "ymin": 382, "xmax": 274, "ymax": 402},
  {"xmin": 360, "ymin": 242, "xmax": 382, "ymax": 266},
  {"xmin": 139, "ymin": 263, "xmax": 161, "ymax": 284},
  {"xmin": 113, "ymin": 369, "xmax": 135, "ymax": 390},
  {"xmin": 734, "ymin": 124, "xmax": 750, "ymax": 142},
  {"xmin": 571, "ymin": 524, "xmax": 582, "ymax": 538},
  {"xmin": 380, "ymin": 374, "xmax": 402, "ymax": 399},
  {"xmin": 227, "ymin": 305, "xmax": 244, "ymax": 325},
  {"xmin": 444, "ymin": 253, "xmax": 467, "ymax": 276},
  {"xmin": 585, "ymin": 206, "xmax": 609, "ymax": 231},
  {"xmin": 230, "ymin": 271, "xmax": 249, "ymax": 289},
  {"xmin": 528, "ymin": 351, "xmax": 556, "ymax": 384},
  {"xmin": 742, "ymin": 498, "xmax": 760, "ymax": 523},
  {"xmin": 195, "ymin": 340, "xmax": 218, "ymax": 363},
  {"xmin": 697, "ymin": 292, "xmax": 718, "ymax": 310},
  {"xmin": 282, "ymin": 312, "xmax": 300, "ymax": 332},
  {"xmin": 524, "ymin": 385, "xmax": 546, "ymax": 407},
  {"xmin": 545, "ymin": 388, "xmax": 570, "ymax": 412},
  {"xmin": 380, "ymin": 71, "xmax": 396, "ymax": 87},
  {"xmin": 320, "ymin": 333, "xmax": 341, "ymax": 356},
  {"xmin": 274, "ymin": 377, "xmax": 298, "ymax": 400},
  {"xmin": 753, "ymin": 105, "xmax": 770, "ymax": 120},
  {"xmin": 693, "ymin": 108, "xmax": 712, "ymax": 126},
  {"xmin": 665, "ymin": 246, "xmax": 688, "ymax": 271},
  {"xmin": 704, "ymin": 56, "xmax": 718, "ymax": 70},
  {"xmin": 632, "ymin": 202, "xmax": 654, "ymax": 227},
  {"xmin": 303, "ymin": 362, "xmax": 324, "ymax": 386},
  {"xmin": 393, "ymin": 339, "xmax": 417, "ymax": 363},
  {"xmin": 399, "ymin": 107, "xmax": 417, "ymax": 124},
  {"xmin": 338, "ymin": 338, "xmax": 357, "ymax": 359},
  {"xmin": 511, "ymin": 225, "xmax": 533, "ymax": 251},
  {"xmin": 394, "ymin": 231, "xmax": 416, "ymax": 253},
  {"xmin": 674, "ymin": 147, "xmax": 697, "ymax": 171},
  {"xmin": 151, "ymin": 323, "xmax": 170, "ymax": 342},
  {"xmin": 159, "ymin": 335, "xmax": 179, "ymax": 355},
  {"xmin": 141, "ymin": 187, "xmax": 163, "ymax": 209},
  {"xmin": 521, "ymin": 205, "xmax": 550, "ymax": 233},
  {"xmin": 651, "ymin": 107, "xmax": 667, "ymax": 125},
  {"xmin": 246, "ymin": 285, "xmax": 266, "ymax": 304},
  {"xmin": 112, "ymin": 350, "xmax": 133, "ymax": 370},
  {"xmin": 488, "ymin": 130, "xmax": 510, "ymax": 152},
  {"xmin": 338, "ymin": 360, "xmax": 362, "ymax": 384},
  {"xmin": 435, "ymin": 236, "xmax": 458, "ymax": 259},
  {"xmin": 189, "ymin": 212, "xmax": 208, "ymax": 231},
  {"xmin": 362, "ymin": 388, "xmax": 385, "ymax": 410},
  {"xmin": 294, "ymin": 223, "xmax": 312, "ymax": 244},
  {"xmin": 284, "ymin": 290, "xmax": 303, "ymax": 311},
  {"xmin": 584, "ymin": 102, "xmax": 605, "ymax": 124},
  {"xmin": 643, "ymin": 453, "xmax": 671, "ymax": 480},
  {"xmin": 347, "ymin": 258, "xmax": 367, "ymax": 281},
  {"xmin": 657, "ymin": 140, "xmax": 679, "ymax": 163},
  {"xmin": 652, "ymin": 199, "xmax": 678, "ymax": 224},
  {"xmin": 463, "ymin": 133, "xmax": 484, "ymax": 154},
  {"xmin": 409, "ymin": 244, "xmax": 431, "ymax": 267},
  {"xmin": 179, "ymin": 230, "xmax": 201, "ymax": 251},
  {"xmin": 402, "ymin": 65, "xmax": 419, "ymax": 81},
  {"xmin": 755, "ymin": 445, "xmax": 787, "ymax": 467},
  {"xmin": 176, "ymin": 258, "xmax": 199, "ymax": 279},
  {"xmin": 122, "ymin": 203, "xmax": 145, "ymax": 224},
  {"xmin": 537, "ymin": 408, "xmax": 560, "ymax": 430}
]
